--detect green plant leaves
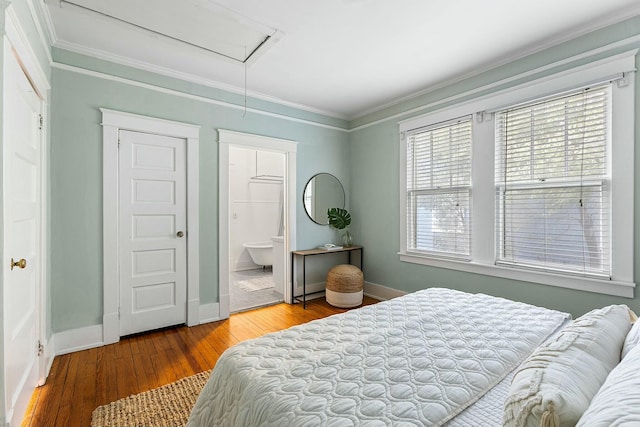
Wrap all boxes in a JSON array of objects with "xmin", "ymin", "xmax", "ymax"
[{"xmin": 327, "ymin": 207, "xmax": 351, "ymax": 230}]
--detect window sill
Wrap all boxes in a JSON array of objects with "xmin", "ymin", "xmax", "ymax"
[{"xmin": 398, "ymin": 252, "xmax": 635, "ymax": 298}]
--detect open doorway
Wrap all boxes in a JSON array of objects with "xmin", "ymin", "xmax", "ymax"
[
  {"xmin": 218, "ymin": 130, "xmax": 297, "ymax": 319},
  {"xmin": 228, "ymin": 147, "xmax": 285, "ymax": 312}
]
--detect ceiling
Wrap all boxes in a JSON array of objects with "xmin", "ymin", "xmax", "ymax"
[{"xmin": 42, "ymin": 0, "xmax": 640, "ymax": 119}]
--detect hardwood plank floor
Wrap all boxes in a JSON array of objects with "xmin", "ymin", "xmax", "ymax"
[{"xmin": 22, "ymin": 296, "xmax": 379, "ymax": 427}]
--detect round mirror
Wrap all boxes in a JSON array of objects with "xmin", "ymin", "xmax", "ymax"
[{"xmin": 303, "ymin": 173, "xmax": 345, "ymax": 225}]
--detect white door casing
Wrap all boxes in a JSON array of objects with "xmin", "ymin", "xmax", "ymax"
[
  {"xmin": 218, "ymin": 129, "xmax": 297, "ymax": 318},
  {"xmin": 118, "ymin": 130, "xmax": 187, "ymax": 336},
  {"xmin": 2, "ymin": 42, "xmax": 41, "ymax": 427},
  {"xmin": 102, "ymin": 109, "xmax": 199, "ymax": 344}
]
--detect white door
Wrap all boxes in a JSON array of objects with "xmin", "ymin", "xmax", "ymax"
[
  {"xmin": 3, "ymin": 46, "xmax": 41, "ymax": 427},
  {"xmin": 118, "ymin": 130, "xmax": 187, "ymax": 336}
]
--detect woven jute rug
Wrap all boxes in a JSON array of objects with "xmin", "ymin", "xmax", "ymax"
[{"xmin": 91, "ymin": 370, "xmax": 211, "ymax": 427}]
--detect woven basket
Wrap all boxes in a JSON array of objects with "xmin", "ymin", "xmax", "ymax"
[{"xmin": 326, "ymin": 264, "xmax": 363, "ymax": 308}]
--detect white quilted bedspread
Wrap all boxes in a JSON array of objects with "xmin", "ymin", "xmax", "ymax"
[{"xmin": 187, "ymin": 288, "xmax": 569, "ymax": 426}]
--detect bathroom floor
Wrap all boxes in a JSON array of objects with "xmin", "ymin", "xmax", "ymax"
[{"xmin": 230, "ymin": 268, "xmax": 284, "ymax": 313}]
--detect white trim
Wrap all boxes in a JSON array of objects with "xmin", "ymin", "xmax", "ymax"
[
  {"xmin": 47, "ymin": 303, "xmax": 224, "ymax": 361},
  {"xmin": 5, "ymin": 6, "xmax": 51, "ymax": 96},
  {"xmin": 49, "ymin": 35, "xmax": 348, "ymax": 120},
  {"xmin": 398, "ymin": 50, "xmax": 637, "ymax": 130},
  {"xmin": 218, "ymin": 129, "xmax": 298, "ymax": 153},
  {"xmin": 363, "ymin": 281, "xmax": 406, "ymax": 301},
  {"xmin": 198, "ymin": 303, "xmax": 221, "ymax": 324},
  {"xmin": 399, "ymin": 253, "xmax": 634, "ymax": 298},
  {"xmin": 33, "ymin": 0, "xmax": 57, "ymax": 51},
  {"xmin": 42, "ymin": 336, "xmax": 55, "ymax": 386},
  {"xmin": 52, "ymin": 61, "xmax": 348, "ymax": 132},
  {"xmin": 398, "ymin": 51, "xmax": 636, "ymax": 298},
  {"xmin": 101, "ymin": 109, "xmax": 200, "ymax": 344},
  {"xmin": 36, "ymin": 100, "xmax": 49, "ymax": 386},
  {"xmin": 52, "ymin": 325, "xmax": 104, "ymax": 356},
  {"xmin": 26, "ymin": 0, "xmax": 54, "ymax": 65},
  {"xmin": 218, "ymin": 130, "xmax": 297, "ymax": 317},
  {"xmin": 293, "ymin": 281, "xmax": 326, "ymax": 298},
  {"xmin": 353, "ymin": 36, "xmax": 640, "ymax": 131},
  {"xmin": 100, "ymin": 108, "xmax": 200, "ymax": 138},
  {"xmin": 610, "ymin": 71, "xmax": 636, "ymax": 286}
]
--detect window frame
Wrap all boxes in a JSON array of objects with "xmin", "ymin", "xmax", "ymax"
[
  {"xmin": 405, "ymin": 117, "xmax": 473, "ymax": 260},
  {"xmin": 398, "ymin": 49, "xmax": 636, "ymax": 298},
  {"xmin": 495, "ymin": 85, "xmax": 611, "ymax": 278}
]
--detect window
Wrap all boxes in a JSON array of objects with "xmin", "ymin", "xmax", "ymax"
[
  {"xmin": 399, "ymin": 50, "xmax": 635, "ymax": 297},
  {"xmin": 496, "ymin": 86, "xmax": 610, "ymax": 278},
  {"xmin": 405, "ymin": 117, "xmax": 472, "ymax": 259}
]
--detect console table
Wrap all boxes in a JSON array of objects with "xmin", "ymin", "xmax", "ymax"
[{"xmin": 291, "ymin": 245, "xmax": 363, "ymax": 308}]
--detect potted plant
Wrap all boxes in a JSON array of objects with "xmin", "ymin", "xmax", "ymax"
[{"xmin": 327, "ymin": 207, "xmax": 353, "ymax": 247}]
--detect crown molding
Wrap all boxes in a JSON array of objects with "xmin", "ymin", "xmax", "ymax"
[
  {"xmin": 352, "ymin": 8, "xmax": 640, "ymax": 122},
  {"xmin": 51, "ymin": 38, "xmax": 349, "ymax": 121},
  {"xmin": 351, "ymin": 37, "xmax": 640, "ymax": 132},
  {"xmin": 52, "ymin": 61, "xmax": 349, "ymax": 132}
]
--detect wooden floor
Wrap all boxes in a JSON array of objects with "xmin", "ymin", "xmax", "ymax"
[{"xmin": 22, "ymin": 296, "xmax": 379, "ymax": 427}]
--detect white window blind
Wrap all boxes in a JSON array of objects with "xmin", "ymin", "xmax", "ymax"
[
  {"xmin": 495, "ymin": 85, "xmax": 610, "ymax": 277},
  {"xmin": 406, "ymin": 117, "xmax": 472, "ymax": 259}
]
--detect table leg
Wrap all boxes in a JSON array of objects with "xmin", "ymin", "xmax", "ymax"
[{"xmin": 302, "ymin": 255, "xmax": 306, "ymax": 309}]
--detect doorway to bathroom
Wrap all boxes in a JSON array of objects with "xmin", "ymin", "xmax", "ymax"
[
  {"xmin": 218, "ymin": 129, "xmax": 297, "ymax": 319},
  {"xmin": 228, "ymin": 146, "xmax": 286, "ymax": 312}
]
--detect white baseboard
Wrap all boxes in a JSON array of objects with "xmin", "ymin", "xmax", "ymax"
[
  {"xmin": 364, "ymin": 281, "xmax": 406, "ymax": 301},
  {"xmin": 187, "ymin": 298, "xmax": 200, "ymax": 326},
  {"xmin": 103, "ymin": 311, "xmax": 119, "ymax": 345},
  {"xmin": 294, "ymin": 281, "xmax": 404, "ymax": 303},
  {"xmin": 219, "ymin": 293, "xmax": 230, "ymax": 319},
  {"xmin": 40, "ymin": 335, "xmax": 55, "ymax": 385},
  {"xmin": 48, "ymin": 283, "xmax": 403, "ymax": 358},
  {"xmin": 293, "ymin": 281, "xmax": 326, "ymax": 297},
  {"xmin": 53, "ymin": 324, "xmax": 104, "ymax": 356},
  {"xmin": 51, "ymin": 301, "xmax": 227, "ymax": 357},
  {"xmin": 199, "ymin": 302, "xmax": 223, "ymax": 324}
]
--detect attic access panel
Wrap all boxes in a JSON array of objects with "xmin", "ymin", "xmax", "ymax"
[{"xmin": 58, "ymin": 0, "xmax": 275, "ymax": 63}]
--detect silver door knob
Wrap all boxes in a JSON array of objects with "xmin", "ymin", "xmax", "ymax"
[{"xmin": 176, "ymin": 231, "xmax": 184, "ymax": 238}]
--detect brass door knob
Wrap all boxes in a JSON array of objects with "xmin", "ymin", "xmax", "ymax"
[
  {"xmin": 176, "ymin": 231, "xmax": 184, "ymax": 238},
  {"xmin": 11, "ymin": 258, "xmax": 26, "ymax": 270}
]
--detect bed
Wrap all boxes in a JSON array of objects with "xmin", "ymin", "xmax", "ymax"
[{"xmin": 187, "ymin": 288, "xmax": 640, "ymax": 426}]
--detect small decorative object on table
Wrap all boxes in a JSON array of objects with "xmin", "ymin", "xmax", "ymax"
[{"xmin": 328, "ymin": 207, "xmax": 353, "ymax": 247}]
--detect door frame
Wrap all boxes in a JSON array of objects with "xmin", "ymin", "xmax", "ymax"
[
  {"xmin": 101, "ymin": 109, "xmax": 200, "ymax": 344},
  {"xmin": 218, "ymin": 129, "xmax": 297, "ymax": 318},
  {"xmin": 4, "ymin": 3, "xmax": 50, "ymax": 389}
]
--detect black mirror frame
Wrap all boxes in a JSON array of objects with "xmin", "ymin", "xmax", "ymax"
[{"xmin": 302, "ymin": 173, "xmax": 345, "ymax": 225}]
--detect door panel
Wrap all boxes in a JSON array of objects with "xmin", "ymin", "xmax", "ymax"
[
  {"xmin": 3, "ymin": 45, "xmax": 41, "ymax": 427},
  {"xmin": 119, "ymin": 130, "xmax": 187, "ymax": 336},
  {"xmin": 133, "ymin": 215, "xmax": 175, "ymax": 238}
]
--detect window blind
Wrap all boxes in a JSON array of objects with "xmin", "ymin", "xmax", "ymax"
[
  {"xmin": 406, "ymin": 117, "xmax": 472, "ymax": 259},
  {"xmin": 495, "ymin": 85, "xmax": 610, "ymax": 277}
]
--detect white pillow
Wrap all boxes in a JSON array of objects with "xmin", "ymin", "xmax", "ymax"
[
  {"xmin": 503, "ymin": 304, "xmax": 631, "ymax": 427},
  {"xmin": 577, "ymin": 342, "xmax": 640, "ymax": 426},
  {"xmin": 621, "ymin": 318, "xmax": 640, "ymax": 359}
]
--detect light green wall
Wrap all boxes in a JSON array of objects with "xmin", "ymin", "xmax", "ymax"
[
  {"xmin": 48, "ymin": 13, "xmax": 640, "ymax": 333},
  {"xmin": 349, "ymin": 15, "xmax": 640, "ymax": 318},
  {"xmin": 49, "ymin": 52, "xmax": 350, "ymax": 333}
]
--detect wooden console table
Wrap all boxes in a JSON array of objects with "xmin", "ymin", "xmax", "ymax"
[{"xmin": 291, "ymin": 245, "xmax": 363, "ymax": 308}]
